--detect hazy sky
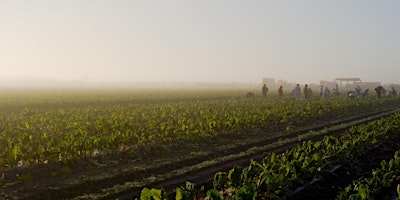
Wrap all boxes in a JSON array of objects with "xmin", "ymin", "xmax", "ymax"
[{"xmin": 1, "ymin": 1, "xmax": 399, "ymax": 85}]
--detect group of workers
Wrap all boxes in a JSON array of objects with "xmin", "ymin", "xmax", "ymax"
[
  {"xmin": 375, "ymin": 85, "xmax": 397, "ymax": 98},
  {"xmin": 262, "ymin": 83, "xmax": 327, "ymax": 100},
  {"xmin": 349, "ymin": 85, "xmax": 397, "ymax": 99},
  {"xmin": 261, "ymin": 83, "xmax": 398, "ymax": 100}
]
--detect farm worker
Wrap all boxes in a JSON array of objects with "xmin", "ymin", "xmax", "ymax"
[
  {"xmin": 319, "ymin": 86, "xmax": 323, "ymax": 97},
  {"xmin": 262, "ymin": 84, "xmax": 268, "ymax": 99},
  {"xmin": 323, "ymin": 86, "xmax": 330, "ymax": 99},
  {"xmin": 374, "ymin": 86, "xmax": 385, "ymax": 99},
  {"xmin": 390, "ymin": 87, "xmax": 397, "ymax": 97},
  {"xmin": 293, "ymin": 84, "xmax": 301, "ymax": 100},
  {"xmin": 303, "ymin": 84, "xmax": 310, "ymax": 99},
  {"xmin": 277, "ymin": 86, "xmax": 283, "ymax": 97},
  {"xmin": 333, "ymin": 84, "xmax": 340, "ymax": 96},
  {"xmin": 308, "ymin": 88, "xmax": 313, "ymax": 97},
  {"xmin": 348, "ymin": 91, "xmax": 358, "ymax": 99},
  {"xmin": 361, "ymin": 88, "xmax": 369, "ymax": 98},
  {"xmin": 355, "ymin": 85, "xmax": 362, "ymax": 94}
]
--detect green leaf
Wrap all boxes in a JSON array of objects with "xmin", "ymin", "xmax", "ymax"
[
  {"xmin": 140, "ymin": 187, "xmax": 151, "ymax": 200},
  {"xmin": 213, "ymin": 172, "xmax": 228, "ymax": 189},
  {"xmin": 206, "ymin": 189, "xmax": 223, "ymax": 200},
  {"xmin": 140, "ymin": 188, "xmax": 164, "ymax": 200},
  {"xmin": 228, "ymin": 165, "xmax": 243, "ymax": 187},
  {"xmin": 25, "ymin": 121, "xmax": 31, "ymax": 129},
  {"xmin": 358, "ymin": 186, "xmax": 367, "ymax": 200},
  {"xmin": 175, "ymin": 188, "xmax": 183, "ymax": 200},
  {"xmin": 12, "ymin": 145, "xmax": 21, "ymax": 162}
]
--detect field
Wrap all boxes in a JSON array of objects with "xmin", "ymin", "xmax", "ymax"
[{"xmin": 0, "ymin": 88, "xmax": 400, "ymax": 200}]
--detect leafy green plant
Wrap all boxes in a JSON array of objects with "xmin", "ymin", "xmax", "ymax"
[
  {"xmin": 206, "ymin": 189, "xmax": 223, "ymax": 200},
  {"xmin": 175, "ymin": 181, "xmax": 203, "ymax": 200},
  {"xmin": 143, "ymin": 112, "xmax": 400, "ymax": 199},
  {"xmin": 140, "ymin": 187, "xmax": 167, "ymax": 200},
  {"xmin": 337, "ymin": 150, "xmax": 400, "ymax": 199}
]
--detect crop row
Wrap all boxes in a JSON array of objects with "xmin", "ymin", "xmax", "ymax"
[
  {"xmin": 0, "ymin": 90, "xmax": 398, "ymax": 169},
  {"xmin": 140, "ymin": 112, "xmax": 400, "ymax": 199},
  {"xmin": 337, "ymin": 151, "xmax": 400, "ymax": 199}
]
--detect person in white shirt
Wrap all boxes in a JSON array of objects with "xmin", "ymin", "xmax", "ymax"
[
  {"xmin": 319, "ymin": 86, "xmax": 324, "ymax": 97},
  {"xmin": 294, "ymin": 84, "xmax": 301, "ymax": 100},
  {"xmin": 323, "ymin": 86, "xmax": 330, "ymax": 99}
]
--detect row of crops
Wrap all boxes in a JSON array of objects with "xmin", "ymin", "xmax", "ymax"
[
  {"xmin": 338, "ymin": 151, "xmax": 400, "ymax": 199},
  {"xmin": 0, "ymin": 89, "xmax": 399, "ymax": 169},
  {"xmin": 140, "ymin": 112, "xmax": 400, "ymax": 199}
]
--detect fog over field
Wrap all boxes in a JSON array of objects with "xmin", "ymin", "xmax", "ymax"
[{"xmin": 1, "ymin": 1, "xmax": 399, "ymax": 87}]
